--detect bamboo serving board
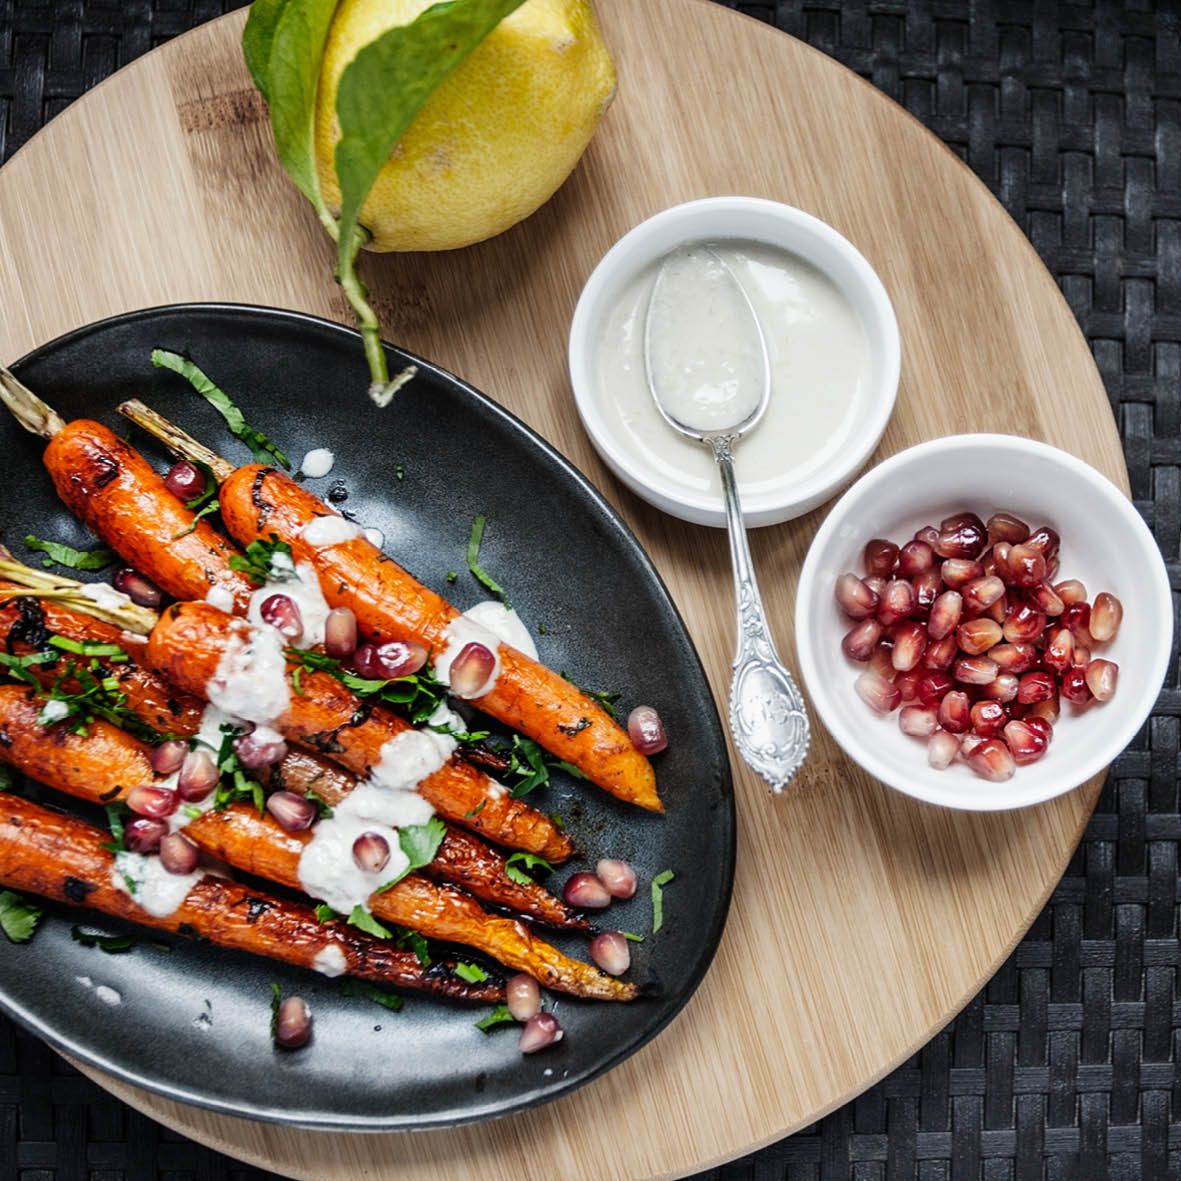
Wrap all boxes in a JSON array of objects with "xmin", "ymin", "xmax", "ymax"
[{"xmin": 0, "ymin": 0, "xmax": 1124, "ymax": 1176}]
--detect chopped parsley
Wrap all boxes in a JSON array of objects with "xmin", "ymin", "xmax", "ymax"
[
  {"xmin": 347, "ymin": 905, "xmax": 393, "ymax": 940},
  {"xmin": 561, "ymin": 673, "xmax": 622, "ymax": 720},
  {"xmin": 269, "ymin": 982, "xmax": 282, "ymax": 1036},
  {"xmin": 228, "ymin": 535, "xmax": 296, "ymax": 586},
  {"xmin": 651, "ymin": 869, "xmax": 675, "ymax": 933},
  {"xmin": 286, "ymin": 647, "xmax": 448, "ymax": 726},
  {"xmin": 474, "ymin": 1003, "xmax": 515, "ymax": 1033},
  {"xmin": 23, "ymin": 535, "xmax": 114, "ymax": 571},
  {"xmin": 204, "ymin": 723, "xmax": 266, "ymax": 814},
  {"xmin": 0, "ymin": 649, "xmax": 58, "ymax": 686},
  {"xmin": 102, "ymin": 804, "xmax": 128, "ymax": 854},
  {"xmin": 376, "ymin": 818, "xmax": 446, "ymax": 892},
  {"xmin": 466, "ymin": 513, "xmax": 509, "ymax": 606},
  {"xmin": 445, "ymin": 570, "xmax": 458, "ymax": 584},
  {"xmin": 341, "ymin": 979, "xmax": 404, "ymax": 1011},
  {"xmin": 480, "ymin": 735, "xmax": 586, "ymax": 800},
  {"xmin": 464, "ymin": 799, "xmax": 487, "ymax": 819},
  {"xmin": 48, "ymin": 636, "xmax": 128, "ymax": 661},
  {"xmin": 619, "ymin": 931, "xmax": 645, "ymax": 943},
  {"xmin": 504, "ymin": 852, "xmax": 552, "ymax": 886},
  {"xmin": 70, "ymin": 925, "xmax": 135, "ymax": 953},
  {"xmin": 304, "ymin": 789, "xmax": 333, "ymax": 819},
  {"xmin": 314, "ymin": 904, "xmax": 338, "ymax": 923},
  {"xmin": 0, "ymin": 890, "xmax": 42, "ymax": 943},
  {"xmin": 394, "ymin": 926, "xmax": 431, "ymax": 968},
  {"xmin": 394, "ymin": 464, "xmax": 405, "ymax": 481},
  {"xmin": 454, "ymin": 962, "xmax": 489, "ymax": 984},
  {"xmin": 172, "ymin": 459, "xmax": 221, "ymax": 539},
  {"xmin": 151, "ymin": 349, "xmax": 291, "ymax": 469}
]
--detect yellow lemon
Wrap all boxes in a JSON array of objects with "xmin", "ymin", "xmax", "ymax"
[{"xmin": 315, "ymin": 0, "xmax": 616, "ymax": 252}]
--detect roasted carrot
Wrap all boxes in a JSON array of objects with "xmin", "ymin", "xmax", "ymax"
[
  {"xmin": 186, "ymin": 806, "xmax": 637, "ymax": 1001},
  {"xmin": 0, "ymin": 793, "xmax": 502, "ymax": 1002},
  {"xmin": 215, "ymin": 466, "xmax": 661, "ymax": 812},
  {"xmin": 147, "ymin": 601, "xmax": 573, "ymax": 860}
]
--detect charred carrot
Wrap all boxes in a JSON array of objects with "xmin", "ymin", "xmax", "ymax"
[{"xmin": 0, "ymin": 793, "xmax": 502, "ymax": 1002}]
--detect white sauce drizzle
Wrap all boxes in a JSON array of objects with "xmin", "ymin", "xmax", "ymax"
[
  {"xmin": 95, "ymin": 985, "xmax": 122, "ymax": 1006},
  {"xmin": 363, "ymin": 527, "xmax": 384, "ymax": 549},
  {"xmin": 38, "ymin": 699, "xmax": 70, "ymax": 724},
  {"xmin": 300, "ymin": 448, "xmax": 336, "ymax": 478},
  {"xmin": 246, "ymin": 558, "xmax": 332, "ymax": 646},
  {"xmin": 78, "ymin": 583, "xmax": 132, "ymax": 611},
  {"xmin": 111, "ymin": 852, "xmax": 202, "ymax": 918},
  {"xmin": 205, "ymin": 585, "xmax": 235, "ymax": 613},
  {"xmin": 302, "ymin": 515, "xmax": 363, "ymax": 548},
  {"xmin": 462, "ymin": 601, "xmax": 539, "ymax": 661},
  {"xmin": 313, "ymin": 944, "xmax": 348, "ymax": 977},
  {"xmin": 206, "ymin": 623, "xmax": 290, "ymax": 724},
  {"xmin": 434, "ymin": 601, "xmax": 538, "ymax": 694}
]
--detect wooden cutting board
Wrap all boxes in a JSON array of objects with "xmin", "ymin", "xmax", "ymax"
[{"xmin": 0, "ymin": 0, "xmax": 1122, "ymax": 1176}]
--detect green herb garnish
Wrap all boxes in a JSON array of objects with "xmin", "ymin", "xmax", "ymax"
[
  {"xmin": 102, "ymin": 803, "xmax": 127, "ymax": 854},
  {"xmin": 504, "ymin": 852, "xmax": 552, "ymax": 886},
  {"xmin": 172, "ymin": 460, "xmax": 222, "ymax": 539},
  {"xmin": 376, "ymin": 818, "xmax": 446, "ymax": 892},
  {"xmin": 304, "ymin": 789, "xmax": 333, "ymax": 819},
  {"xmin": 619, "ymin": 931, "xmax": 645, "ymax": 943},
  {"xmin": 286, "ymin": 647, "xmax": 448, "ymax": 726},
  {"xmin": 48, "ymin": 636, "xmax": 128, "ymax": 661},
  {"xmin": 228, "ymin": 535, "xmax": 296, "ymax": 586},
  {"xmin": 347, "ymin": 905, "xmax": 393, "ymax": 939},
  {"xmin": 270, "ymin": 982, "xmax": 282, "ymax": 1037},
  {"xmin": 0, "ymin": 890, "xmax": 42, "ymax": 943},
  {"xmin": 0, "ymin": 649, "xmax": 58, "ymax": 687},
  {"xmin": 454, "ymin": 962, "xmax": 489, "ymax": 984},
  {"xmin": 70, "ymin": 925, "xmax": 135, "ymax": 953},
  {"xmin": 466, "ymin": 512, "xmax": 509, "ymax": 605},
  {"xmin": 474, "ymin": 1003, "xmax": 516, "ymax": 1033},
  {"xmin": 394, "ymin": 925, "xmax": 431, "ymax": 968},
  {"xmin": 651, "ymin": 869, "xmax": 675, "ymax": 933},
  {"xmin": 314, "ymin": 903, "xmax": 338, "ymax": 923},
  {"xmin": 23, "ymin": 535, "xmax": 114, "ymax": 571},
  {"xmin": 341, "ymin": 979, "xmax": 404, "ymax": 1011},
  {"xmin": 208, "ymin": 723, "xmax": 266, "ymax": 813}
]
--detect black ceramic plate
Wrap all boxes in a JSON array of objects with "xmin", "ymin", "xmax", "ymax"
[{"xmin": 0, "ymin": 305, "xmax": 734, "ymax": 1130}]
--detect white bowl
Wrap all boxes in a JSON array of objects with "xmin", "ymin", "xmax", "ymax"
[
  {"xmin": 568, "ymin": 197, "xmax": 901, "ymax": 527},
  {"xmin": 794, "ymin": 434, "xmax": 1173, "ymax": 811}
]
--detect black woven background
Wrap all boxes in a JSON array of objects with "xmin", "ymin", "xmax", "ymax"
[{"xmin": 2, "ymin": 1, "xmax": 1179, "ymax": 1177}]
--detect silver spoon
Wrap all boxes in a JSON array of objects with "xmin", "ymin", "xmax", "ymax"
[{"xmin": 644, "ymin": 245, "xmax": 809, "ymax": 793}]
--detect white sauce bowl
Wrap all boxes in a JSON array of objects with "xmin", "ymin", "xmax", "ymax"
[
  {"xmin": 794, "ymin": 434, "xmax": 1174, "ymax": 811},
  {"xmin": 568, "ymin": 197, "xmax": 901, "ymax": 527}
]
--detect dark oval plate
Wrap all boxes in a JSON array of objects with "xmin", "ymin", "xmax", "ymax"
[{"xmin": 0, "ymin": 305, "xmax": 734, "ymax": 1130}]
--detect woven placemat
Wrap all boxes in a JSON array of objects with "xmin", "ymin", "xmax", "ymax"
[{"xmin": 2, "ymin": 1, "xmax": 1178, "ymax": 1177}]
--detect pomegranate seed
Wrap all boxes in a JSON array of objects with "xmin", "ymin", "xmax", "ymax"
[
  {"xmin": 1046, "ymin": 554, "xmax": 1061, "ymax": 581},
  {"xmin": 519, "ymin": 1012, "xmax": 563, "ymax": 1054},
  {"xmin": 957, "ymin": 618, "xmax": 1003, "ymax": 656},
  {"xmin": 978, "ymin": 673, "xmax": 1019, "ymax": 703},
  {"xmin": 563, "ymin": 872, "xmax": 611, "ymax": 909},
  {"xmin": 448, "ymin": 642, "xmax": 497, "ymax": 699},
  {"xmin": 954, "ymin": 656, "xmax": 998, "ymax": 685},
  {"xmin": 894, "ymin": 669, "xmax": 924, "ymax": 702},
  {"xmin": 923, "ymin": 634, "xmax": 959, "ymax": 670},
  {"xmin": 124, "ymin": 817, "xmax": 167, "ymax": 853},
  {"xmin": 266, "ymin": 791, "xmax": 317, "ymax": 832},
  {"xmin": 1006, "ymin": 544, "xmax": 1047, "ymax": 587},
  {"xmin": 935, "ymin": 512, "xmax": 988, "ymax": 559},
  {"xmin": 1025, "ymin": 716, "xmax": 1054, "ymax": 744},
  {"xmin": 1060, "ymin": 666, "xmax": 1093, "ymax": 705},
  {"xmin": 506, "ymin": 974, "xmax": 541, "ymax": 1021},
  {"xmin": 927, "ymin": 591, "xmax": 963, "ymax": 640},
  {"xmin": 1017, "ymin": 670, "xmax": 1056, "ymax": 704},
  {"xmin": 989, "ymin": 642, "xmax": 1038, "ymax": 673},
  {"xmin": 927, "ymin": 730, "xmax": 961, "ymax": 769},
  {"xmin": 941, "ymin": 559, "xmax": 985, "ymax": 590},
  {"xmin": 627, "ymin": 705, "xmax": 668, "ymax": 755},
  {"xmin": 150, "ymin": 739, "xmax": 187, "ymax": 776},
  {"xmin": 897, "ymin": 540, "xmax": 935, "ymax": 578},
  {"xmin": 1060, "ymin": 601, "xmax": 1091, "ymax": 638},
  {"xmin": 323, "ymin": 607, "xmax": 358, "ymax": 658},
  {"xmin": 258, "ymin": 593, "xmax": 302, "ymax": 640},
  {"xmin": 877, "ymin": 579, "xmax": 917, "ymax": 627},
  {"xmin": 984, "ymin": 594, "xmax": 1010, "ymax": 624},
  {"xmin": 938, "ymin": 691, "xmax": 972, "ymax": 733},
  {"xmin": 1002, "ymin": 603, "xmax": 1047, "ymax": 644},
  {"xmin": 891, "ymin": 622, "xmax": 928, "ymax": 671},
  {"xmin": 1002, "ymin": 720, "xmax": 1048, "ymax": 765},
  {"xmin": 834, "ymin": 573, "xmax": 880, "ymax": 620},
  {"xmin": 841, "ymin": 620, "xmax": 883, "ymax": 662},
  {"xmin": 1090, "ymin": 593, "xmax": 1123, "ymax": 643},
  {"xmin": 863, "ymin": 539, "xmax": 899, "ymax": 577},
  {"xmin": 159, "ymin": 832, "xmax": 200, "ymax": 875},
  {"xmin": 233, "ymin": 729, "xmax": 288, "ymax": 770},
  {"xmin": 913, "ymin": 568, "xmax": 942, "ymax": 614},
  {"xmin": 962, "ymin": 576, "xmax": 1006, "ymax": 616},
  {"xmin": 113, "ymin": 567, "xmax": 164, "ymax": 608},
  {"xmin": 868, "ymin": 643, "xmax": 896, "ymax": 680},
  {"xmin": 177, "ymin": 750, "xmax": 218, "ymax": 801},
  {"xmin": 589, "ymin": 931, "xmax": 632, "ymax": 975},
  {"xmin": 914, "ymin": 525, "xmax": 940, "ymax": 547},
  {"xmin": 865, "ymin": 576, "xmax": 888, "ymax": 598},
  {"xmin": 1054, "ymin": 579, "xmax": 1087, "ymax": 605},
  {"xmin": 970, "ymin": 700, "xmax": 1008, "ymax": 737},
  {"xmin": 274, "ymin": 996, "xmax": 312, "ymax": 1049},
  {"xmin": 1085, "ymin": 658, "xmax": 1119, "ymax": 701},
  {"xmin": 915, "ymin": 672, "xmax": 954, "ymax": 705},
  {"xmin": 1027, "ymin": 581, "xmax": 1065, "ymax": 616},
  {"xmin": 352, "ymin": 832, "xmax": 391, "ymax": 873},
  {"xmin": 164, "ymin": 460, "xmax": 206, "ymax": 502},
  {"xmin": 991, "ymin": 542, "xmax": 1016, "ymax": 585},
  {"xmin": 986, "ymin": 512, "xmax": 1029, "ymax": 545},
  {"xmin": 353, "ymin": 639, "xmax": 429, "ymax": 681},
  {"xmin": 126, "ymin": 783, "xmax": 178, "ymax": 819},
  {"xmin": 899, "ymin": 704, "xmax": 939, "ymax": 737},
  {"xmin": 967, "ymin": 737, "xmax": 1017, "ymax": 781},
  {"xmin": 1025, "ymin": 526, "xmax": 1060, "ymax": 559},
  {"xmin": 595, "ymin": 859, "xmax": 638, "ymax": 899},
  {"xmin": 854, "ymin": 672, "xmax": 901, "ymax": 713},
  {"xmin": 959, "ymin": 733, "xmax": 987, "ymax": 759},
  {"xmin": 1072, "ymin": 641, "xmax": 1092, "ymax": 667},
  {"xmin": 1026, "ymin": 691, "xmax": 1061, "ymax": 722}
]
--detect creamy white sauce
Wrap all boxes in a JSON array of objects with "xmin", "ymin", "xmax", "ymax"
[
  {"xmin": 313, "ymin": 944, "xmax": 348, "ymax": 977},
  {"xmin": 38, "ymin": 699, "xmax": 70, "ymax": 724},
  {"xmin": 300, "ymin": 448, "xmax": 336, "ymax": 479},
  {"xmin": 206, "ymin": 623, "xmax": 290, "ymax": 725},
  {"xmin": 79, "ymin": 582, "xmax": 132, "ymax": 611},
  {"xmin": 95, "ymin": 985, "xmax": 122, "ymax": 1006},
  {"xmin": 461, "ymin": 601, "xmax": 539, "ymax": 661},
  {"xmin": 246, "ymin": 559, "xmax": 332, "ymax": 646},
  {"xmin": 302, "ymin": 515, "xmax": 363, "ymax": 548},
  {"xmin": 112, "ymin": 852, "xmax": 202, "ymax": 918},
  {"xmin": 434, "ymin": 614, "xmax": 503, "ymax": 696},
  {"xmin": 369, "ymin": 729, "xmax": 455, "ymax": 793},
  {"xmin": 205, "ymin": 585, "xmax": 235, "ymax": 613},
  {"xmin": 363, "ymin": 527, "xmax": 385, "ymax": 549},
  {"xmin": 595, "ymin": 238, "xmax": 872, "ymax": 504}
]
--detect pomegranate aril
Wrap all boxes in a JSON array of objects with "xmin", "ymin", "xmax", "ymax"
[
  {"xmin": 953, "ymin": 656, "xmax": 999, "ymax": 685},
  {"xmin": 506, "ymin": 973, "xmax": 541, "ymax": 1021},
  {"xmin": 989, "ymin": 642, "xmax": 1038, "ymax": 673},
  {"xmin": 354, "ymin": 639, "xmax": 429, "ymax": 681},
  {"xmin": 913, "ymin": 568, "xmax": 941, "ymax": 614},
  {"xmin": 1054, "ymin": 579, "xmax": 1087, "ymax": 605},
  {"xmin": 266, "ymin": 791, "xmax": 318, "ymax": 832},
  {"xmin": 126, "ymin": 783, "xmax": 178, "ymax": 819},
  {"xmin": 922, "ymin": 634, "xmax": 957, "ymax": 671},
  {"xmin": 1025, "ymin": 716, "xmax": 1054, "ymax": 744},
  {"xmin": 941, "ymin": 559, "xmax": 985, "ymax": 590},
  {"xmin": 1017, "ymin": 670, "xmax": 1056, "ymax": 704},
  {"xmin": 233, "ymin": 728, "xmax": 288, "ymax": 769},
  {"xmin": 590, "ymin": 931, "xmax": 631, "ymax": 975},
  {"xmin": 927, "ymin": 591, "xmax": 963, "ymax": 640},
  {"xmin": 894, "ymin": 669, "xmax": 924, "ymax": 702},
  {"xmin": 876, "ymin": 579, "xmax": 917, "ymax": 627},
  {"xmin": 1027, "ymin": 581, "xmax": 1065, "ymax": 616},
  {"xmin": 914, "ymin": 525, "xmax": 940, "ymax": 548},
  {"xmin": 867, "ymin": 643, "xmax": 895, "ymax": 680},
  {"xmin": 159, "ymin": 832, "xmax": 200, "ymax": 875},
  {"xmin": 150, "ymin": 739, "xmax": 187, "ymax": 776},
  {"xmin": 177, "ymin": 749, "xmax": 217, "ymax": 801},
  {"xmin": 1026, "ymin": 695, "xmax": 1061, "ymax": 724},
  {"xmin": 834, "ymin": 573, "xmax": 879, "ymax": 620},
  {"xmin": 595, "ymin": 859, "xmax": 638, "ymax": 899},
  {"xmin": 1089, "ymin": 593, "xmax": 1122, "ymax": 643},
  {"xmin": 991, "ymin": 542, "xmax": 1016, "ymax": 585},
  {"xmin": 323, "ymin": 607, "xmax": 358, "ymax": 658},
  {"xmin": 1060, "ymin": 666, "xmax": 1093, "ymax": 705},
  {"xmin": 854, "ymin": 672, "xmax": 901, "ymax": 713},
  {"xmin": 274, "ymin": 996, "xmax": 312, "ymax": 1049},
  {"xmin": 959, "ymin": 733, "xmax": 987, "ymax": 759},
  {"xmin": 1025, "ymin": 525, "xmax": 1060, "ymax": 559},
  {"xmin": 448, "ymin": 642, "xmax": 496, "ymax": 699},
  {"xmin": 1060, "ymin": 601, "xmax": 1091, "ymax": 637},
  {"xmin": 897, "ymin": 540, "xmax": 935, "ymax": 578},
  {"xmin": 927, "ymin": 730, "xmax": 961, "ymax": 769},
  {"xmin": 978, "ymin": 672, "xmax": 1019, "ymax": 703},
  {"xmin": 563, "ymin": 872, "xmax": 611, "ymax": 909},
  {"xmin": 984, "ymin": 594, "xmax": 1009, "ymax": 625},
  {"xmin": 1002, "ymin": 603, "xmax": 1047, "ymax": 644},
  {"xmin": 1072, "ymin": 641, "xmax": 1092, "ymax": 667},
  {"xmin": 970, "ymin": 700, "xmax": 1008, "ymax": 737},
  {"xmin": 1006, "ymin": 544, "xmax": 1047, "ymax": 587},
  {"xmin": 164, "ymin": 460, "xmax": 206, "ymax": 502},
  {"xmin": 915, "ymin": 672, "xmax": 954, "ymax": 705},
  {"xmin": 891, "ymin": 622, "xmax": 927, "ymax": 671},
  {"xmin": 864, "ymin": 576, "xmax": 888, "ymax": 599},
  {"xmin": 519, "ymin": 1012, "xmax": 563, "ymax": 1054},
  {"xmin": 956, "ymin": 618, "xmax": 1003, "ymax": 655},
  {"xmin": 862, "ymin": 539, "xmax": 899, "ymax": 577},
  {"xmin": 352, "ymin": 831, "xmax": 391, "ymax": 873},
  {"xmin": 899, "ymin": 705, "xmax": 939, "ymax": 737},
  {"xmin": 124, "ymin": 817, "xmax": 167, "ymax": 853},
  {"xmin": 113, "ymin": 567, "xmax": 165, "ymax": 608},
  {"xmin": 967, "ymin": 737, "xmax": 1017, "ymax": 781},
  {"xmin": 627, "ymin": 705, "xmax": 668, "ymax": 754},
  {"xmin": 986, "ymin": 511, "xmax": 1029, "ymax": 545},
  {"xmin": 1003, "ymin": 720, "xmax": 1048, "ymax": 765},
  {"xmin": 962, "ymin": 576, "xmax": 1006, "ymax": 616},
  {"xmin": 938, "ymin": 691, "xmax": 972, "ymax": 733},
  {"xmin": 1085, "ymin": 658, "xmax": 1118, "ymax": 701},
  {"xmin": 259, "ymin": 593, "xmax": 304, "ymax": 641},
  {"xmin": 934, "ymin": 512, "xmax": 987, "ymax": 560}
]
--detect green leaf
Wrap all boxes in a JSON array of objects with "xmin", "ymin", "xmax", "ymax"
[
  {"xmin": 474, "ymin": 1003, "xmax": 515, "ymax": 1033},
  {"xmin": 0, "ymin": 890, "xmax": 41, "ymax": 943},
  {"xmin": 651, "ymin": 869, "xmax": 675, "ymax": 933},
  {"xmin": 270, "ymin": 981, "xmax": 282, "ymax": 1037},
  {"xmin": 375, "ymin": 817, "xmax": 445, "ymax": 892},
  {"xmin": 228, "ymin": 535, "xmax": 295, "ymax": 586},
  {"xmin": 23, "ymin": 535, "xmax": 114, "ymax": 571},
  {"xmin": 70, "ymin": 924, "xmax": 135, "ymax": 953},
  {"xmin": 103, "ymin": 804, "xmax": 127, "ymax": 854},
  {"xmin": 341, "ymin": 978, "xmax": 404, "ymax": 1011},
  {"xmin": 454, "ymin": 961, "xmax": 489, "ymax": 984},
  {"xmin": 150, "ymin": 350, "xmax": 291, "ymax": 469},
  {"xmin": 394, "ymin": 925, "xmax": 431, "ymax": 967},
  {"xmin": 504, "ymin": 852, "xmax": 552, "ymax": 886},
  {"xmin": 0, "ymin": 649, "xmax": 58, "ymax": 687},
  {"xmin": 242, "ymin": 0, "xmax": 287, "ymax": 96},
  {"xmin": 48, "ymin": 636, "xmax": 127, "ymax": 660},
  {"xmin": 465, "ymin": 512, "xmax": 510, "ymax": 605},
  {"xmin": 347, "ymin": 904, "xmax": 392, "ymax": 939},
  {"xmin": 619, "ymin": 931, "xmax": 645, "ymax": 943},
  {"xmin": 314, "ymin": 903, "xmax": 339, "ymax": 923}
]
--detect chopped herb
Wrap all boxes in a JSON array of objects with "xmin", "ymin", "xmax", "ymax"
[
  {"xmin": 286, "ymin": 647, "xmax": 448, "ymax": 725},
  {"xmin": 466, "ymin": 513, "xmax": 509, "ymax": 606},
  {"xmin": 291, "ymin": 665, "xmax": 306, "ymax": 696},
  {"xmin": 538, "ymin": 623, "xmax": 549, "ymax": 635},
  {"xmin": 454, "ymin": 962, "xmax": 489, "ymax": 984},
  {"xmin": 173, "ymin": 497, "xmax": 220, "ymax": 539},
  {"xmin": 549, "ymin": 812, "xmax": 565, "ymax": 831},
  {"xmin": 102, "ymin": 804, "xmax": 127, "ymax": 854},
  {"xmin": 376, "ymin": 818, "xmax": 446, "ymax": 892},
  {"xmin": 474, "ymin": 1003, "xmax": 515, "ymax": 1033},
  {"xmin": 445, "ymin": 570, "xmax": 458, "ymax": 584},
  {"xmin": 70, "ymin": 925, "xmax": 135, "ymax": 953},
  {"xmin": 394, "ymin": 464, "xmax": 405, "ymax": 481},
  {"xmin": 560, "ymin": 673, "xmax": 621, "ymax": 720},
  {"xmin": 619, "ymin": 931, "xmax": 645, "ymax": 943},
  {"xmin": 181, "ymin": 804, "xmax": 203, "ymax": 820},
  {"xmin": 394, "ymin": 926, "xmax": 431, "ymax": 967},
  {"xmin": 464, "ymin": 799, "xmax": 487, "ymax": 819},
  {"xmin": 0, "ymin": 890, "xmax": 42, "ymax": 943},
  {"xmin": 23, "ymin": 535, "xmax": 114, "ymax": 571},
  {"xmin": 314, "ymin": 903, "xmax": 338, "ymax": 924},
  {"xmin": 557, "ymin": 716, "xmax": 591, "ymax": 736},
  {"xmin": 151, "ymin": 349, "xmax": 291, "ymax": 469},
  {"xmin": 0, "ymin": 765, "xmax": 14, "ymax": 793},
  {"xmin": 504, "ymin": 852, "xmax": 552, "ymax": 886},
  {"xmin": 429, "ymin": 721, "xmax": 490, "ymax": 745},
  {"xmin": 341, "ymin": 979, "xmax": 404, "ymax": 1011},
  {"xmin": 347, "ymin": 905, "xmax": 392, "ymax": 939},
  {"xmin": 172, "ymin": 459, "xmax": 221, "ymax": 539},
  {"xmin": 505, "ymin": 736, "xmax": 548, "ymax": 798},
  {"xmin": 228, "ymin": 535, "xmax": 296, "ymax": 586},
  {"xmin": 0, "ymin": 649, "xmax": 58, "ymax": 687},
  {"xmin": 304, "ymin": 789, "xmax": 333, "ymax": 819},
  {"xmin": 48, "ymin": 636, "xmax": 128, "ymax": 660},
  {"xmin": 209, "ymin": 724, "xmax": 266, "ymax": 814},
  {"xmin": 269, "ymin": 982, "xmax": 282, "ymax": 1037},
  {"xmin": 651, "ymin": 869, "xmax": 675, "ymax": 933}
]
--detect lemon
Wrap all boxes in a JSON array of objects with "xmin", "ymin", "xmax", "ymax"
[{"xmin": 315, "ymin": 0, "xmax": 617, "ymax": 253}]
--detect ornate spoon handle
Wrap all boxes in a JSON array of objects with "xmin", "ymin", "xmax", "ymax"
[{"xmin": 712, "ymin": 436, "xmax": 810, "ymax": 792}]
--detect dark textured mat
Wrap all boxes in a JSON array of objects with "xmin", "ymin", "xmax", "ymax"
[{"xmin": 1, "ymin": 1, "xmax": 1178, "ymax": 1178}]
